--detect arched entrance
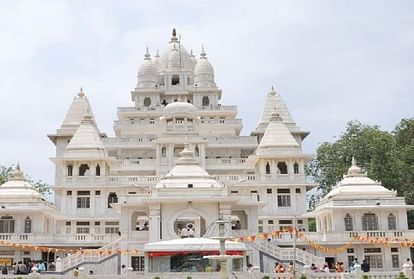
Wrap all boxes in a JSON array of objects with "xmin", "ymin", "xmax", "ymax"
[
  {"xmin": 230, "ymin": 210, "xmax": 248, "ymax": 230},
  {"xmin": 131, "ymin": 211, "xmax": 149, "ymax": 231},
  {"xmin": 174, "ymin": 214, "xmax": 206, "ymax": 238}
]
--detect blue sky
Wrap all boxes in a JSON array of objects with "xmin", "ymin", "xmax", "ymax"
[{"xmin": 0, "ymin": 0, "xmax": 413, "ymax": 184}]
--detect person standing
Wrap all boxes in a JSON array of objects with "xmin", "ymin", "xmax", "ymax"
[
  {"xmin": 403, "ymin": 258, "xmax": 413, "ymax": 270},
  {"xmin": 350, "ymin": 258, "xmax": 360, "ymax": 272},
  {"xmin": 276, "ymin": 263, "xmax": 285, "ymax": 273},
  {"xmin": 37, "ymin": 261, "xmax": 45, "ymax": 273},
  {"xmin": 322, "ymin": 263, "xmax": 330, "ymax": 273},
  {"xmin": 311, "ymin": 263, "xmax": 318, "ymax": 272},
  {"xmin": 361, "ymin": 260, "xmax": 370, "ymax": 272},
  {"xmin": 188, "ymin": 228, "xmax": 194, "ymax": 238},
  {"xmin": 1, "ymin": 265, "xmax": 8, "ymax": 275},
  {"xmin": 18, "ymin": 261, "xmax": 28, "ymax": 275},
  {"xmin": 180, "ymin": 227, "xmax": 188, "ymax": 238},
  {"xmin": 288, "ymin": 262, "xmax": 294, "ymax": 273}
]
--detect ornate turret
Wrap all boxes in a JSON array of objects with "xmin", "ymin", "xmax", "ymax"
[
  {"xmin": 170, "ymin": 28, "xmax": 178, "ymax": 43},
  {"xmin": 194, "ymin": 45, "xmax": 215, "ymax": 88},
  {"xmin": 64, "ymin": 113, "xmax": 107, "ymax": 158},
  {"xmin": 0, "ymin": 164, "xmax": 42, "ymax": 199},
  {"xmin": 346, "ymin": 157, "xmax": 363, "ymax": 177},
  {"xmin": 252, "ymin": 87, "xmax": 308, "ymax": 141},
  {"xmin": 7, "ymin": 163, "xmax": 25, "ymax": 181},
  {"xmin": 49, "ymin": 88, "xmax": 96, "ymax": 145},
  {"xmin": 137, "ymin": 47, "xmax": 158, "ymax": 88},
  {"xmin": 255, "ymin": 108, "xmax": 300, "ymax": 156}
]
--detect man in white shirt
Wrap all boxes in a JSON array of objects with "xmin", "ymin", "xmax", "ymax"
[{"xmin": 181, "ymin": 228, "xmax": 188, "ymax": 238}]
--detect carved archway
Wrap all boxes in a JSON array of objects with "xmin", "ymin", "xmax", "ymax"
[{"xmin": 167, "ymin": 207, "xmax": 213, "ymax": 239}]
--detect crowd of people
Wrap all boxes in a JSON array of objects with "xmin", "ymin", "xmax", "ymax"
[
  {"xmin": 1, "ymin": 260, "xmax": 55, "ymax": 275},
  {"xmin": 273, "ymin": 259, "xmax": 368, "ymax": 274},
  {"xmin": 178, "ymin": 226, "xmax": 195, "ymax": 238}
]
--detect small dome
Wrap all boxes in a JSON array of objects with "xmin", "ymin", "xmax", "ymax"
[
  {"xmin": 194, "ymin": 47, "xmax": 215, "ymax": 88},
  {"xmin": 324, "ymin": 158, "xmax": 395, "ymax": 199},
  {"xmin": 8, "ymin": 163, "xmax": 25, "ymax": 181},
  {"xmin": 0, "ymin": 164, "xmax": 42, "ymax": 200},
  {"xmin": 137, "ymin": 48, "xmax": 158, "ymax": 88},
  {"xmin": 347, "ymin": 157, "xmax": 362, "ymax": 176},
  {"xmin": 155, "ymin": 143, "xmax": 222, "ymax": 189},
  {"xmin": 163, "ymin": 101, "xmax": 197, "ymax": 117}
]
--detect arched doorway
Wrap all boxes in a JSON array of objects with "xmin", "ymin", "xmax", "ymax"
[
  {"xmin": 174, "ymin": 214, "xmax": 206, "ymax": 238},
  {"xmin": 131, "ymin": 211, "xmax": 149, "ymax": 231},
  {"xmin": 230, "ymin": 210, "xmax": 247, "ymax": 231}
]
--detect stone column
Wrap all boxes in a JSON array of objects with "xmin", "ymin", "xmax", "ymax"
[
  {"xmin": 90, "ymin": 161, "xmax": 96, "ymax": 176},
  {"xmin": 168, "ymin": 144, "xmax": 174, "ymax": 170},
  {"xmin": 73, "ymin": 162, "xmax": 79, "ymax": 176},
  {"xmin": 200, "ymin": 143, "xmax": 206, "ymax": 168},
  {"xmin": 155, "ymin": 145, "xmax": 161, "ymax": 176},
  {"xmin": 149, "ymin": 204, "xmax": 161, "ymax": 242}
]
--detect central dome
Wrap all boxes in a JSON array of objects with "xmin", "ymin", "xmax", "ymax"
[
  {"xmin": 158, "ymin": 29, "xmax": 195, "ymax": 73},
  {"xmin": 163, "ymin": 101, "xmax": 196, "ymax": 117}
]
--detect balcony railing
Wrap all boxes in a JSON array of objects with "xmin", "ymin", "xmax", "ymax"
[
  {"xmin": 61, "ymin": 176, "xmax": 159, "ymax": 186},
  {"xmin": 215, "ymin": 174, "xmax": 308, "ymax": 184},
  {"xmin": 0, "ymin": 233, "xmax": 119, "ymax": 245},
  {"xmin": 303, "ymin": 231, "xmax": 413, "ymax": 243},
  {"xmin": 200, "ymin": 119, "xmax": 242, "ymax": 125}
]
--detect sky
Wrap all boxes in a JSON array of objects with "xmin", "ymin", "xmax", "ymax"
[{"xmin": 0, "ymin": 0, "xmax": 413, "ymax": 185}]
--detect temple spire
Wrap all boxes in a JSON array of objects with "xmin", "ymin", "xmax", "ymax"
[
  {"xmin": 78, "ymin": 87, "xmax": 85, "ymax": 98},
  {"xmin": 144, "ymin": 46, "xmax": 151, "ymax": 60},
  {"xmin": 200, "ymin": 45, "xmax": 207, "ymax": 59},
  {"xmin": 170, "ymin": 28, "xmax": 178, "ymax": 42}
]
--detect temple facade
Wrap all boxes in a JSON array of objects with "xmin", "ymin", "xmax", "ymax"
[{"xmin": 0, "ymin": 29, "xmax": 412, "ymax": 275}]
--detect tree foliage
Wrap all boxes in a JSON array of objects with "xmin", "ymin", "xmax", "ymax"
[
  {"xmin": 0, "ymin": 164, "xmax": 50, "ymax": 195},
  {"xmin": 307, "ymin": 119, "xmax": 414, "ymax": 205}
]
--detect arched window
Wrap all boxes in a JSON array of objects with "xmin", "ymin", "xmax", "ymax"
[
  {"xmin": 108, "ymin": 193, "xmax": 118, "ymax": 208},
  {"xmin": 96, "ymin": 164, "xmax": 101, "ymax": 176},
  {"xmin": 171, "ymin": 75, "xmax": 180, "ymax": 85},
  {"xmin": 277, "ymin": 162, "xmax": 288, "ymax": 174},
  {"xmin": 202, "ymin": 96, "xmax": 210, "ymax": 106},
  {"xmin": 24, "ymin": 216, "xmax": 32, "ymax": 233},
  {"xmin": 67, "ymin": 165, "xmax": 73, "ymax": 176},
  {"xmin": 79, "ymin": 164, "xmax": 89, "ymax": 176},
  {"xmin": 293, "ymin": 162, "xmax": 299, "ymax": 174},
  {"xmin": 174, "ymin": 147, "xmax": 183, "ymax": 157},
  {"xmin": 388, "ymin": 213, "xmax": 396, "ymax": 230},
  {"xmin": 265, "ymin": 162, "xmax": 271, "ymax": 175},
  {"xmin": 0, "ymin": 216, "xmax": 15, "ymax": 233},
  {"xmin": 143, "ymin": 97, "xmax": 151, "ymax": 107},
  {"xmin": 362, "ymin": 213, "xmax": 378, "ymax": 231},
  {"xmin": 344, "ymin": 214, "xmax": 353, "ymax": 231},
  {"xmin": 195, "ymin": 147, "xmax": 199, "ymax": 157},
  {"xmin": 161, "ymin": 147, "xmax": 167, "ymax": 157}
]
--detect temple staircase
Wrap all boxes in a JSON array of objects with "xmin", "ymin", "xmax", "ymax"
[
  {"xmin": 252, "ymin": 238, "xmax": 325, "ymax": 271},
  {"xmin": 57, "ymin": 238, "xmax": 121, "ymax": 274}
]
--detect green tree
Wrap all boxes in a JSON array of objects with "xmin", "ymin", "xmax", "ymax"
[
  {"xmin": 393, "ymin": 119, "xmax": 414, "ymax": 202},
  {"xmin": 0, "ymin": 165, "xmax": 13, "ymax": 185},
  {"xmin": 307, "ymin": 218, "xmax": 316, "ymax": 232},
  {"xmin": 307, "ymin": 120, "xmax": 399, "ymax": 195},
  {"xmin": 307, "ymin": 118, "xmax": 414, "ymax": 205},
  {"xmin": 0, "ymin": 164, "xmax": 50, "ymax": 195}
]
